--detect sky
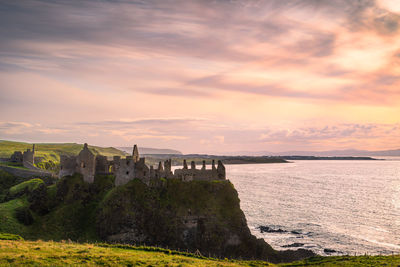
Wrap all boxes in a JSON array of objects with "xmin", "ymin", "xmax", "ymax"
[{"xmin": 0, "ymin": 0, "xmax": 399, "ymax": 154}]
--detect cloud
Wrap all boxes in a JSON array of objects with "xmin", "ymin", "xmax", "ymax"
[
  {"xmin": 0, "ymin": 121, "xmax": 67, "ymax": 136},
  {"xmin": 136, "ymin": 87, "xmax": 213, "ymax": 97},
  {"xmin": 1, "ymin": 119, "xmax": 399, "ymax": 153},
  {"xmin": 75, "ymin": 117, "xmax": 207, "ymax": 126},
  {"xmin": 186, "ymin": 74, "xmax": 334, "ymax": 99},
  {"xmin": 1, "ymin": 1, "xmax": 400, "ymax": 153},
  {"xmin": 259, "ymin": 123, "xmax": 400, "ymax": 144}
]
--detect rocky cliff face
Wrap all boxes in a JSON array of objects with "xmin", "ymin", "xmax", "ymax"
[
  {"xmin": 1, "ymin": 172, "xmax": 314, "ymax": 263},
  {"xmin": 95, "ymin": 178, "xmax": 314, "ymax": 262}
]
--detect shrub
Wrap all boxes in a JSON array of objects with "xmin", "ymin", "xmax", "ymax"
[
  {"xmin": 15, "ymin": 206, "xmax": 34, "ymax": 225},
  {"xmin": 9, "ymin": 178, "xmax": 44, "ymax": 197}
]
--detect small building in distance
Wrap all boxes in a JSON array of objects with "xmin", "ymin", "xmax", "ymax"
[
  {"xmin": 59, "ymin": 143, "xmax": 226, "ymax": 185},
  {"xmin": 10, "ymin": 144, "xmax": 36, "ymax": 169}
]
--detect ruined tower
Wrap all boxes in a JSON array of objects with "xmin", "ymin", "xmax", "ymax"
[
  {"xmin": 183, "ymin": 159, "xmax": 188, "ymax": 169},
  {"xmin": 76, "ymin": 143, "xmax": 96, "ymax": 183},
  {"xmin": 132, "ymin": 144, "xmax": 139, "ymax": 162},
  {"xmin": 164, "ymin": 159, "xmax": 173, "ymax": 178},
  {"xmin": 217, "ymin": 160, "xmax": 226, "ymax": 180},
  {"xmin": 22, "ymin": 144, "xmax": 35, "ymax": 168}
]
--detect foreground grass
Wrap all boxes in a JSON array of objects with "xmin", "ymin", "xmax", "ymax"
[
  {"xmin": 282, "ymin": 254, "xmax": 400, "ymax": 266},
  {"xmin": 1, "ymin": 239, "xmax": 400, "ymax": 266},
  {"xmin": 0, "ymin": 240, "xmax": 272, "ymax": 266}
]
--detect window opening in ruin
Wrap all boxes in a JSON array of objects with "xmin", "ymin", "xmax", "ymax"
[{"xmin": 126, "ymin": 171, "xmax": 129, "ymax": 175}]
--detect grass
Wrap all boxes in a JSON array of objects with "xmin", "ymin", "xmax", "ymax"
[
  {"xmin": 0, "ymin": 162, "xmax": 29, "ymax": 170},
  {"xmin": 0, "ymin": 240, "xmax": 273, "ymax": 266},
  {"xmin": 281, "ymin": 255, "xmax": 400, "ymax": 266},
  {"xmin": 0, "ymin": 239, "xmax": 399, "ymax": 266},
  {"xmin": 1, "ymin": 175, "xmax": 398, "ymax": 266},
  {"xmin": 0, "ymin": 169, "xmax": 20, "ymax": 201},
  {"xmin": 0, "ymin": 233, "xmax": 23, "ymax": 240},
  {"xmin": 0, "ymin": 198, "xmax": 29, "ymax": 235},
  {"xmin": 8, "ymin": 178, "xmax": 44, "ymax": 196},
  {"xmin": 0, "ymin": 140, "xmax": 127, "ymax": 167}
]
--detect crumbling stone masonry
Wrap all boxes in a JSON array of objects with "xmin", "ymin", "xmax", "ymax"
[
  {"xmin": 10, "ymin": 144, "xmax": 35, "ymax": 168},
  {"xmin": 59, "ymin": 143, "xmax": 226, "ymax": 185}
]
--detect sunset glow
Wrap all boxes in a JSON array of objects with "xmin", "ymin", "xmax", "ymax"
[{"xmin": 0, "ymin": 0, "xmax": 399, "ymax": 153}]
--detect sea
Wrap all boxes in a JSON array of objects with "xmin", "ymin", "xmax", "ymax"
[{"xmin": 227, "ymin": 159, "xmax": 400, "ymax": 256}]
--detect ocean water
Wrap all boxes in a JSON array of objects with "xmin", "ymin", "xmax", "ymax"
[{"xmin": 227, "ymin": 160, "xmax": 400, "ymax": 256}]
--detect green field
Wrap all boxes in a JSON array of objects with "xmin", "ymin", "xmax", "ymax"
[
  {"xmin": 0, "ymin": 239, "xmax": 399, "ymax": 266},
  {"xmin": 0, "ymin": 140, "xmax": 127, "ymax": 161},
  {"xmin": 0, "ymin": 140, "xmax": 128, "ymax": 171}
]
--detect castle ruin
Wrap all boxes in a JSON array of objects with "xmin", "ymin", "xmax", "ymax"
[
  {"xmin": 59, "ymin": 143, "xmax": 226, "ymax": 185},
  {"xmin": 10, "ymin": 144, "xmax": 35, "ymax": 169}
]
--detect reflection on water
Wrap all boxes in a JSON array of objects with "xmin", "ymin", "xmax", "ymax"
[{"xmin": 227, "ymin": 160, "xmax": 400, "ymax": 255}]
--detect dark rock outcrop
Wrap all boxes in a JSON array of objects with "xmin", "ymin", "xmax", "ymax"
[
  {"xmin": 282, "ymin": 243, "xmax": 304, "ymax": 248},
  {"xmin": 257, "ymin": 225, "xmax": 287, "ymax": 233},
  {"xmin": 2, "ymin": 173, "xmax": 315, "ymax": 263},
  {"xmin": 324, "ymin": 248, "xmax": 338, "ymax": 254},
  {"xmin": 96, "ymin": 178, "xmax": 315, "ymax": 263}
]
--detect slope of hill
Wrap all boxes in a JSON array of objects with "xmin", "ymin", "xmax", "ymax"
[
  {"xmin": 0, "ymin": 170, "xmax": 314, "ymax": 263},
  {"xmin": 0, "ymin": 239, "xmax": 271, "ymax": 266},
  {"xmin": 0, "ymin": 140, "xmax": 127, "ymax": 162},
  {"xmin": 0, "ymin": 239, "xmax": 399, "ymax": 266}
]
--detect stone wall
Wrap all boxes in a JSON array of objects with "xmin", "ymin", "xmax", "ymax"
[
  {"xmin": 114, "ymin": 157, "xmax": 137, "ymax": 186},
  {"xmin": 95, "ymin": 155, "xmax": 111, "ymax": 175},
  {"xmin": 10, "ymin": 151, "xmax": 23, "ymax": 164},
  {"xmin": 22, "ymin": 147, "xmax": 34, "ymax": 167},
  {"xmin": 173, "ymin": 160, "xmax": 225, "ymax": 182},
  {"xmin": 59, "ymin": 155, "xmax": 77, "ymax": 177},
  {"xmin": 59, "ymin": 143, "xmax": 226, "ymax": 186},
  {"xmin": 0, "ymin": 165, "xmax": 54, "ymax": 179},
  {"xmin": 76, "ymin": 143, "xmax": 96, "ymax": 183}
]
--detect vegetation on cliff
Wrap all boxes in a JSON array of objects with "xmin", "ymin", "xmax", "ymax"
[
  {"xmin": 97, "ymin": 178, "xmax": 279, "ymax": 260},
  {"xmin": 0, "ymin": 169, "xmax": 315, "ymax": 263},
  {"xmin": 0, "ymin": 170, "xmax": 398, "ymax": 265}
]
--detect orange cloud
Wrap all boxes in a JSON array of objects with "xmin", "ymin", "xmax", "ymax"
[{"xmin": 0, "ymin": 0, "xmax": 399, "ymax": 153}]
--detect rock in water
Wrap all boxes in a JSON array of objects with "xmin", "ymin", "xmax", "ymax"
[
  {"xmin": 282, "ymin": 243, "xmax": 304, "ymax": 248},
  {"xmin": 257, "ymin": 226, "xmax": 287, "ymax": 233},
  {"xmin": 324, "ymin": 248, "xmax": 338, "ymax": 254}
]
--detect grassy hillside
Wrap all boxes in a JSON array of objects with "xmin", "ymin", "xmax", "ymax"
[
  {"xmin": 0, "ymin": 174, "xmax": 108, "ymax": 242},
  {"xmin": 0, "ymin": 239, "xmax": 399, "ymax": 266},
  {"xmin": 0, "ymin": 239, "xmax": 272, "ymax": 266},
  {"xmin": 0, "ymin": 172, "xmax": 314, "ymax": 262},
  {"xmin": 0, "ymin": 140, "xmax": 127, "ymax": 161},
  {"xmin": 284, "ymin": 255, "xmax": 400, "ymax": 266}
]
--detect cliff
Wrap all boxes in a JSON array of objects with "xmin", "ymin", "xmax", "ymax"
[{"xmin": 0, "ymin": 171, "xmax": 314, "ymax": 263}]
